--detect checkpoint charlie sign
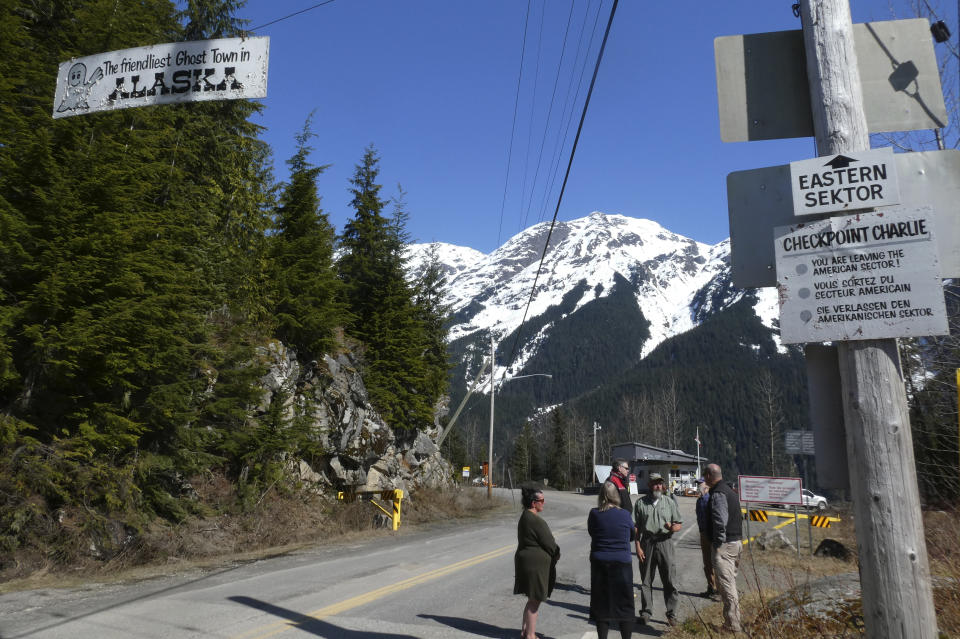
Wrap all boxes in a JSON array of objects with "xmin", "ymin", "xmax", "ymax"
[
  {"xmin": 790, "ymin": 148, "xmax": 900, "ymax": 216},
  {"xmin": 775, "ymin": 208, "xmax": 948, "ymax": 344},
  {"xmin": 53, "ymin": 37, "xmax": 269, "ymax": 118}
]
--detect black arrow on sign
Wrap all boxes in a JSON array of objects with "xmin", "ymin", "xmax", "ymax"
[{"xmin": 824, "ymin": 154, "xmax": 858, "ymax": 169}]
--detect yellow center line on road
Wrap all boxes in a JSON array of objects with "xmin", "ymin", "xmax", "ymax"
[{"xmin": 231, "ymin": 528, "xmax": 580, "ymax": 639}]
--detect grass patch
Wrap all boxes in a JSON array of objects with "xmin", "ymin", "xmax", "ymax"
[{"xmin": 666, "ymin": 506, "xmax": 959, "ymax": 638}]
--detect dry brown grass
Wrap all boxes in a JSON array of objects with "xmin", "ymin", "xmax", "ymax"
[
  {"xmin": 664, "ymin": 506, "xmax": 960, "ymax": 638},
  {"xmin": 0, "ymin": 480, "xmax": 506, "ymax": 593}
]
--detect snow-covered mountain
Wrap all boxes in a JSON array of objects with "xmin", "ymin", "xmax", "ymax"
[{"xmin": 408, "ymin": 211, "xmax": 779, "ymax": 387}]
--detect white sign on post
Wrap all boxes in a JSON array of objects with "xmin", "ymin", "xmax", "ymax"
[
  {"xmin": 784, "ymin": 431, "xmax": 815, "ymax": 455},
  {"xmin": 738, "ymin": 475, "xmax": 803, "ymax": 505},
  {"xmin": 775, "ymin": 207, "xmax": 949, "ymax": 344},
  {"xmin": 790, "ymin": 148, "xmax": 900, "ymax": 216},
  {"xmin": 53, "ymin": 37, "xmax": 269, "ymax": 118}
]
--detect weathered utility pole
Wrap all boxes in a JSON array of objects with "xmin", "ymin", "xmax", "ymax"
[
  {"xmin": 488, "ymin": 333, "xmax": 495, "ymax": 500},
  {"xmin": 799, "ymin": 2, "xmax": 937, "ymax": 637}
]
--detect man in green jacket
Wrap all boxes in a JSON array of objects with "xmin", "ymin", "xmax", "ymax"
[{"xmin": 634, "ymin": 473, "xmax": 682, "ymax": 627}]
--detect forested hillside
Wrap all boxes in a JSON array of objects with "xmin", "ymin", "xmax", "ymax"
[
  {"xmin": 441, "ymin": 291, "xmax": 808, "ymax": 490},
  {"xmin": 0, "ymin": 0, "xmax": 448, "ymax": 572}
]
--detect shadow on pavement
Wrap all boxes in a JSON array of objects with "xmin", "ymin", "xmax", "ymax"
[
  {"xmin": 5, "ymin": 562, "xmax": 253, "ymax": 639},
  {"xmin": 229, "ymin": 596, "xmax": 419, "ymax": 638},
  {"xmin": 417, "ymin": 613, "xmax": 516, "ymax": 638},
  {"xmin": 552, "ymin": 581, "xmax": 590, "ymax": 595},
  {"xmin": 545, "ymin": 599, "xmax": 590, "ymax": 615}
]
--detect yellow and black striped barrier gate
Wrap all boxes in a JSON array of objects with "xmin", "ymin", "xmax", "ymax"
[
  {"xmin": 337, "ymin": 489, "xmax": 404, "ymax": 531},
  {"xmin": 741, "ymin": 508, "xmax": 842, "ymax": 549}
]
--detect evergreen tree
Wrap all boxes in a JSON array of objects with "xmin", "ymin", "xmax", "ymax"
[
  {"xmin": 411, "ymin": 243, "xmax": 452, "ymax": 406},
  {"xmin": 0, "ymin": 0, "xmax": 276, "ymax": 539},
  {"xmin": 547, "ymin": 410, "xmax": 570, "ymax": 490},
  {"xmin": 270, "ymin": 115, "xmax": 342, "ymax": 361},
  {"xmin": 338, "ymin": 147, "xmax": 440, "ymax": 429},
  {"xmin": 512, "ymin": 422, "xmax": 532, "ymax": 482}
]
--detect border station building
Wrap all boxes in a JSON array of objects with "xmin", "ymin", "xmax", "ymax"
[{"xmin": 611, "ymin": 442, "xmax": 706, "ymax": 492}]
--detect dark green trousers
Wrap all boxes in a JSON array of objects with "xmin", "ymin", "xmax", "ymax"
[{"xmin": 638, "ymin": 537, "xmax": 677, "ymax": 618}]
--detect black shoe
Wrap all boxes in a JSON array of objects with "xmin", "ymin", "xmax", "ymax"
[
  {"xmin": 638, "ymin": 613, "xmax": 651, "ymax": 625},
  {"xmin": 667, "ymin": 615, "xmax": 678, "ymax": 627},
  {"xmin": 701, "ymin": 589, "xmax": 717, "ymax": 598}
]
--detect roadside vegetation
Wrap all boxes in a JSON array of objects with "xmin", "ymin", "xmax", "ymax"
[
  {"xmin": 666, "ymin": 507, "xmax": 960, "ymax": 637},
  {"xmin": 0, "ymin": 481, "xmax": 506, "ymax": 592},
  {"xmin": 1, "ymin": 0, "xmax": 451, "ymax": 585}
]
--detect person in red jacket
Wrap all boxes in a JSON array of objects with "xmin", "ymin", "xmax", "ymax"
[{"xmin": 605, "ymin": 459, "xmax": 632, "ymax": 514}]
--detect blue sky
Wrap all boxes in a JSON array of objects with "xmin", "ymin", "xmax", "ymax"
[{"xmin": 237, "ymin": 1, "xmax": 955, "ymax": 253}]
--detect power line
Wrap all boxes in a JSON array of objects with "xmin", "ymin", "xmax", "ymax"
[
  {"xmin": 502, "ymin": 0, "xmax": 619, "ymax": 375},
  {"xmin": 536, "ymin": 0, "xmax": 603, "ymax": 226},
  {"xmin": 518, "ymin": 1, "xmax": 547, "ymax": 237},
  {"xmin": 519, "ymin": 0, "xmax": 576, "ymax": 232},
  {"xmin": 496, "ymin": 0, "xmax": 534, "ymax": 249},
  {"xmin": 248, "ymin": 0, "xmax": 337, "ymax": 32}
]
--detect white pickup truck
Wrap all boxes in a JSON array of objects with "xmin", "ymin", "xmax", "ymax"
[
  {"xmin": 802, "ymin": 489, "xmax": 828, "ymax": 511},
  {"xmin": 759, "ymin": 489, "xmax": 828, "ymax": 511}
]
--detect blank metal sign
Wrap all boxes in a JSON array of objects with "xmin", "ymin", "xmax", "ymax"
[
  {"xmin": 715, "ymin": 18, "xmax": 947, "ymax": 142},
  {"xmin": 727, "ymin": 150, "xmax": 960, "ymax": 288}
]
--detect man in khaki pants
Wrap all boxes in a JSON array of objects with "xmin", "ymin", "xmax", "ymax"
[{"xmin": 703, "ymin": 463, "xmax": 742, "ymax": 633}]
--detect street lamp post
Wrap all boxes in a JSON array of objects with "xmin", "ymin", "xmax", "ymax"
[
  {"xmin": 695, "ymin": 425, "xmax": 702, "ymax": 480},
  {"xmin": 487, "ymin": 335, "xmax": 552, "ymax": 499},
  {"xmin": 592, "ymin": 422, "xmax": 602, "ymax": 482},
  {"xmin": 488, "ymin": 333, "xmax": 494, "ymax": 500}
]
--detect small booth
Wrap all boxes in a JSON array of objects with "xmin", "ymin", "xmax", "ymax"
[{"xmin": 610, "ymin": 442, "xmax": 706, "ymax": 494}]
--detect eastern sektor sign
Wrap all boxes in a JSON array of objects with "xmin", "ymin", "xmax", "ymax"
[
  {"xmin": 790, "ymin": 148, "xmax": 900, "ymax": 216},
  {"xmin": 739, "ymin": 475, "xmax": 803, "ymax": 505},
  {"xmin": 775, "ymin": 208, "xmax": 949, "ymax": 344},
  {"xmin": 53, "ymin": 37, "xmax": 269, "ymax": 118}
]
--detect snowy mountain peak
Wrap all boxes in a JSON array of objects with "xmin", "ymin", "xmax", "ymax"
[{"xmin": 408, "ymin": 211, "xmax": 777, "ymax": 385}]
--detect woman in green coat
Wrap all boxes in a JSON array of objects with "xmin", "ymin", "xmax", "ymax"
[{"xmin": 514, "ymin": 487, "xmax": 560, "ymax": 639}]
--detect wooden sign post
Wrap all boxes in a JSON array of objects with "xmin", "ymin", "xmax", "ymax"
[{"xmin": 799, "ymin": 1, "xmax": 936, "ymax": 636}]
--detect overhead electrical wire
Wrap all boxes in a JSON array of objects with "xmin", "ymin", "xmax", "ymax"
[
  {"xmin": 496, "ymin": 0, "xmax": 534, "ymax": 249},
  {"xmin": 519, "ymin": 0, "xmax": 577, "ymax": 232},
  {"xmin": 501, "ymin": 0, "xmax": 619, "ymax": 377},
  {"xmin": 248, "ymin": 0, "xmax": 337, "ymax": 32},
  {"xmin": 918, "ymin": 0, "xmax": 959, "ymax": 57},
  {"xmin": 535, "ymin": 0, "xmax": 603, "ymax": 226},
  {"xmin": 518, "ymin": 1, "xmax": 547, "ymax": 238}
]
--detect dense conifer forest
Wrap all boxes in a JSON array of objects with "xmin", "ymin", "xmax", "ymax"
[{"xmin": 0, "ymin": 0, "xmax": 449, "ymax": 563}]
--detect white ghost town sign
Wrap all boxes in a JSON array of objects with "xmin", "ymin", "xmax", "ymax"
[{"xmin": 53, "ymin": 37, "xmax": 269, "ymax": 118}]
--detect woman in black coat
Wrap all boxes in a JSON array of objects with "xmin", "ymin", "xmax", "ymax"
[{"xmin": 514, "ymin": 487, "xmax": 560, "ymax": 639}]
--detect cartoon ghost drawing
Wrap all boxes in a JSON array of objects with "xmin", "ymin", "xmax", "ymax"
[{"xmin": 56, "ymin": 62, "xmax": 104, "ymax": 113}]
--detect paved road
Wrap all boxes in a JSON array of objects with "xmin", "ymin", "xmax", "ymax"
[{"xmin": 0, "ymin": 490, "xmax": 732, "ymax": 639}]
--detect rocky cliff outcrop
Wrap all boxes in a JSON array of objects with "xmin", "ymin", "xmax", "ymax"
[{"xmin": 256, "ymin": 341, "xmax": 453, "ymax": 493}]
